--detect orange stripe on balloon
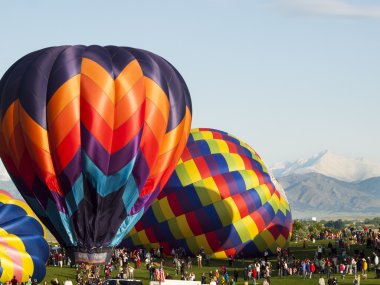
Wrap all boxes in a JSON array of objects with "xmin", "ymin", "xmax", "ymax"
[
  {"xmin": 48, "ymin": 97, "xmax": 80, "ymax": 151},
  {"xmin": 111, "ymin": 106, "xmax": 144, "ymax": 154},
  {"xmin": 144, "ymin": 77, "xmax": 169, "ymax": 124},
  {"xmin": 158, "ymin": 108, "xmax": 191, "ymax": 156},
  {"xmin": 80, "ymin": 98, "xmax": 113, "ymax": 153},
  {"xmin": 114, "ymin": 77, "xmax": 145, "ymax": 129},
  {"xmin": 24, "ymin": 139, "xmax": 54, "ymax": 177},
  {"xmin": 141, "ymin": 108, "xmax": 192, "ymax": 195},
  {"xmin": 139, "ymin": 125, "xmax": 159, "ymax": 170},
  {"xmin": 158, "ymin": 108, "xmax": 192, "ymax": 188},
  {"xmin": 47, "ymin": 74, "xmax": 81, "ymax": 124},
  {"xmin": 19, "ymin": 107, "xmax": 49, "ymax": 153},
  {"xmin": 80, "ymin": 74, "xmax": 115, "ymax": 129},
  {"xmin": 53, "ymin": 122, "xmax": 81, "ymax": 174},
  {"xmin": 81, "ymin": 58, "xmax": 115, "ymax": 104},
  {"xmin": 144, "ymin": 99, "xmax": 167, "ymax": 143},
  {"xmin": 115, "ymin": 59, "xmax": 143, "ymax": 103},
  {"xmin": 1, "ymin": 101, "xmax": 18, "ymax": 147},
  {"xmin": 10, "ymin": 124, "xmax": 26, "ymax": 170}
]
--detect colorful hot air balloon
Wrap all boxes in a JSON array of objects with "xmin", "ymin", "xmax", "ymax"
[
  {"xmin": 0, "ymin": 46, "xmax": 192, "ymax": 263},
  {"xmin": 124, "ymin": 128, "xmax": 292, "ymax": 258},
  {"xmin": 0, "ymin": 189, "xmax": 48, "ymax": 282}
]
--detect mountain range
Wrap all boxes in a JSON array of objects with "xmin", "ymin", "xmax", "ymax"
[
  {"xmin": 0, "ymin": 160, "xmax": 21, "ymax": 198},
  {"xmin": 272, "ymin": 150, "xmax": 380, "ymax": 219}
]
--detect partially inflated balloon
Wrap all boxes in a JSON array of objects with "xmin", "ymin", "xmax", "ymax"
[
  {"xmin": 124, "ymin": 128, "xmax": 292, "ymax": 258},
  {"xmin": 0, "ymin": 46, "xmax": 192, "ymax": 263},
  {"xmin": 0, "ymin": 190, "xmax": 48, "ymax": 282}
]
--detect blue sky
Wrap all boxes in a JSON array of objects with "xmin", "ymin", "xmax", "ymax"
[{"xmin": 1, "ymin": 0, "xmax": 379, "ymax": 165}]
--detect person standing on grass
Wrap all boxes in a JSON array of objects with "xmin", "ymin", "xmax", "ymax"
[
  {"xmin": 318, "ymin": 274, "xmax": 325, "ymax": 285},
  {"xmin": 10, "ymin": 276, "xmax": 17, "ymax": 285},
  {"xmin": 233, "ymin": 268, "xmax": 238, "ymax": 282},
  {"xmin": 362, "ymin": 258, "xmax": 368, "ymax": 276},
  {"xmin": 339, "ymin": 263, "xmax": 345, "ymax": 279}
]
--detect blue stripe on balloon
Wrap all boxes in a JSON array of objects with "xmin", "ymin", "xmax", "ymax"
[
  {"xmin": 110, "ymin": 208, "xmax": 144, "ymax": 247},
  {"xmin": 82, "ymin": 152, "xmax": 137, "ymax": 197},
  {"xmin": 202, "ymin": 204, "xmax": 223, "ymax": 232},
  {"xmin": 25, "ymin": 195, "xmax": 77, "ymax": 247},
  {"xmin": 213, "ymin": 153, "xmax": 229, "ymax": 174},
  {"xmin": 122, "ymin": 177, "xmax": 139, "ymax": 213},
  {"xmin": 231, "ymin": 171, "xmax": 247, "ymax": 194},
  {"xmin": 46, "ymin": 199, "xmax": 77, "ymax": 246},
  {"xmin": 138, "ymin": 206, "xmax": 158, "ymax": 230},
  {"xmin": 65, "ymin": 175, "xmax": 83, "ymax": 217},
  {"xmin": 153, "ymin": 221, "xmax": 175, "ymax": 241},
  {"xmin": 247, "ymin": 188, "xmax": 263, "ymax": 210},
  {"xmin": 196, "ymin": 140, "xmax": 211, "ymax": 158},
  {"xmin": 1, "ymin": 216, "xmax": 43, "ymax": 237},
  {"xmin": 216, "ymin": 224, "xmax": 242, "ymax": 249},
  {"xmin": 0, "ymin": 204, "xmax": 27, "ymax": 224}
]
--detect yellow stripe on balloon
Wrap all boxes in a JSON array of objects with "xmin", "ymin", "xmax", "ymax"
[
  {"xmin": 212, "ymin": 251, "xmax": 227, "ymax": 259},
  {"xmin": 195, "ymin": 234, "xmax": 213, "ymax": 254},
  {"xmin": 243, "ymin": 170, "xmax": 260, "ymax": 189},
  {"xmin": 151, "ymin": 203, "xmax": 165, "ymax": 223},
  {"xmin": 222, "ymin": 153, "xmax": 245, "ymax": 172},
  {"xmin": 136, "ymin": 231, "xmax": 150, "ymax": 245},
  {"xmin": 167, "ymin": 218, "xmax": 183, "ymax": 240},
  {"xmin": 214, "ymin": 139, "xmax": 229, "ymax": 154},
  {"xmin": 158, "ymin": 197, "xmax": 175, "ymax": 221},
  {"xmin": 177, "ymin": 214, "xmax": 194, "ymax": 238},
  {"xmin": 224, "ymin": 197, "xmax": 241, "ymax": 223},
  {"xmin": 203, "ymin": 177, "xmax": 222, "ymax": 204},
  {"xmin": 183, "ymin": 159, "xmax": 201, "ymax": 184},
  {"xmin": 0, "ymin": 243, "xmax": 13, "ymax": 282}
]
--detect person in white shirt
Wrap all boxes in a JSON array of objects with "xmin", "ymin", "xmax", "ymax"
[{"xmin": 318, "ymin": 275, "xmax": 325, "ymax": 285}]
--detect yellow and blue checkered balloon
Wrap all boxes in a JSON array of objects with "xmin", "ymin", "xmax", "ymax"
[{"xmin": 124, "ymin": 128, "xmax": 292, "ymax": 258}]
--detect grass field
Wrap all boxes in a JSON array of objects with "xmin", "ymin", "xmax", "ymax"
[{"xmin": 44, "ymin": 240, "xmax": 380, "ymax": 285}]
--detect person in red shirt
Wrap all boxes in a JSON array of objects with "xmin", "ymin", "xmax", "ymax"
[{"xmin": 311, "ymin": 262, "xmax": 316, "ymax": 278}]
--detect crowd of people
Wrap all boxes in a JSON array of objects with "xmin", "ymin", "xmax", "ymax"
[{"xmin": 3, "ymin": 225, "xmax": 378, "ymax": 285}]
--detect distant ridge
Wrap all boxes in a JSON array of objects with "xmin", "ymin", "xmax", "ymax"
[
  {"xmin": 278, "ymin": 173, "xmax": 380, "ymax": 219},
  {"xmin": 271, "ymin": 150, "xmax": 380, "ymax": 182},
  {"xmin": 271, "ymin": 151, "xmax": 380, "ymax": 219}
]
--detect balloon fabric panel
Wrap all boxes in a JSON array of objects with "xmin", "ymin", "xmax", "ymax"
[
  {"xmin": 0, "ymin": 190, "xmax": 48, "ymax": 282},
  {"xmin": 0, "ymin": 46, "xmax": 192, "ymax": 263},
  {"xmin": 125, "ymin": 128, "xmax": 292, "ymax": 258}
]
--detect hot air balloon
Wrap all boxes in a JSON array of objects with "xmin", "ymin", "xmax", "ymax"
[
  {"xmin": 124, "ymin": 128, "xmax": 292, "ymax": 258},
  {"xmin": 0, "ymin": 189, "xmax": 48, "ymax": 282},
  {"xmin": 0, "ymin": 46, "xmax": 192, "ymax": 263}
]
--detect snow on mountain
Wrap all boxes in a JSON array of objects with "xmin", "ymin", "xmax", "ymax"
[
  {"xmin": 0, "ymin": 159, "xmax": 10, "ymax": 181},
  {"xmin": 0, "ymin": 159, "xmax": 22, "ymax": 198},
  {"xmin": 271, "ymin": 150, "xmax": 380, "ymax": 182}
]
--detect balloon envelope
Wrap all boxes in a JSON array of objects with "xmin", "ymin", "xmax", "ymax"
[
  {"xmin": 0, "ymin": 46, "xmax": 192, "ymax": 263},
  {"xmin": 0, "ymin": 189, "xmax": 48, "ymax": 282},
  {"xmin": 124, "ymin": 128, "xmax": 292, "ymax": 258}
]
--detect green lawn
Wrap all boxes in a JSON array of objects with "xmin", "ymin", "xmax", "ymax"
[{"xmin": 45, "ymin": 240, "xmax": 380, "ymax": 285}]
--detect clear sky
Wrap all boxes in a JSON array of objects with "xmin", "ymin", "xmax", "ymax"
[{"xmin": 0, "ymin": 0, "xmax": 379, "ymax": 165}]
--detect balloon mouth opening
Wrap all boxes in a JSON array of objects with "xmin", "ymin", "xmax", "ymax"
[{"xmin": 66, "ymin": 247, "xmax": 113, "ymax": 265}]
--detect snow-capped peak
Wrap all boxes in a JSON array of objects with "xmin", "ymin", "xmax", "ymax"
[
  {"xmin": 0, "ymin": 159, "xmax": 11, "ymax": 181},
  {"xmin": 271, "ymin": 150, "xmax": 380, "ymax": 182}
]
